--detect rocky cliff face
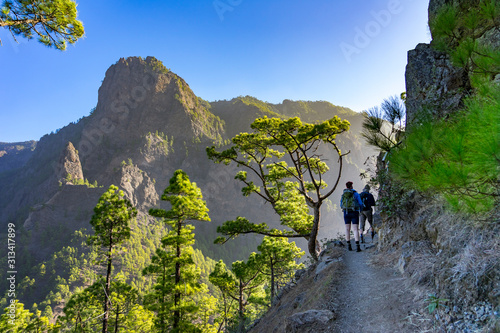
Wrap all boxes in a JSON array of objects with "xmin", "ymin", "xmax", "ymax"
[
  {"xmin": 405, "ymin": 43, "xmax": 470, "ymax": 123},
  {"xmin": 0, "ymin": 120, "xmax": 84, "ymax": 228},
  {"xmin": 77, "ymin": 56, "xmax": 224, "ymax": 182},
  {"xmin": 405, "ymin": 0, "xmax": 499, "ymax": 124}
]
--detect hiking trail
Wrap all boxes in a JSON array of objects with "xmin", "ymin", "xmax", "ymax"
[
  {"xmin": 329, "ymin": 235, "xmax": 423, "ymax": 333},
  {"xmin": 249, "ymin": 233, "xmax": 429, "ymax": 333}
]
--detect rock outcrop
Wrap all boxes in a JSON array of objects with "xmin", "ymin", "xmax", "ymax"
[
  {"xmin": 57, "ymin": 142, "xmax": 84, "ymax": 184},
  {"xmin": 405, "ymin": 0, "xmax": 500, "ymax": 125},
  {"xmin": 405, "ymin": 43, "xmax": 469, "ymax": 124},
  {"xmin": 114, "ymin": 163, "xmax": 158, "ymax": 211},
  {"xmin": 285, "ymin": 310, "xmax": 336, "ymax": 333}
]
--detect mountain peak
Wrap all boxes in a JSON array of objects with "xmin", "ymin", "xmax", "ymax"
[{"xmin": 77, "ymin": 57, "xmax": 224, "ymax": 163}]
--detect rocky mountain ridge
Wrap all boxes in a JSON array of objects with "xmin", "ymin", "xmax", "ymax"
[{"xmin": 0, "ymin": 141, "xmax": 37, "ymax": 175}]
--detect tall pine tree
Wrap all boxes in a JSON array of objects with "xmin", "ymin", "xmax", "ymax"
[
  {"xmin": 207, "ymin": 116, "xmax": 351, "ymax": 260},
  {"xmin": 143, "ymin": 170, "xmax": 212, "ymax": 333},
  {"xmin": 87, "ymin": 185, "xmax": 137, "ymax": 333}
]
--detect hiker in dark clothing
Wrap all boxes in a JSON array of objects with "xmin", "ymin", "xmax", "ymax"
[
  {"xmin": 359, "ymin": 185, "xmax": 376, "ymax": 243},
  {"xmin": 340, "ymin": 181, "xmax": 364, "ymax": 252}
]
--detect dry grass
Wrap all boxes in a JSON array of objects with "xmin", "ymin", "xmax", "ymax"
[
  {"xmin": 446, "ymin": 227, "xmax": 500, "ymax": 305},
  {"xmin": 379, "ymin": 195, "xmax": 500, "ymax": 307},
  {"xmin": 372, "ymin": 194, "xmax": 500, "ymax": 333},
  {"xmin": 368, "ymin": 246, "xmax": 400, "ymax": 267}
]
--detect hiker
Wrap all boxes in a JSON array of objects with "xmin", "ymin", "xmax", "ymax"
[
  {"xmin": 359, "ymin": 185, "xmax": 376, "ymax": 243},
  {"xmin": 340, "ymin": 181, "xmax": 364, "ymax": 252}
]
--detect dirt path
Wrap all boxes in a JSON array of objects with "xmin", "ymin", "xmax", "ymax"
[
  {"xmin": 249, "ymin": 234, "xmax": 429, "ymax": 333},
  {"xmin": 329, "ymin": 236, "xmax": 422, "ymax": 333}
]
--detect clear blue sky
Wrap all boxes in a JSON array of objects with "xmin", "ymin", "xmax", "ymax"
[{"xmin": 0, "ymin": 0, "xmax": 431, "ymax": 143}]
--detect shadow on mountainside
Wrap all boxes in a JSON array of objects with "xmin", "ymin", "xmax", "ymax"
[{"xmin": 250, "ymin": 235, "xmax": 430, "ymax": 333}]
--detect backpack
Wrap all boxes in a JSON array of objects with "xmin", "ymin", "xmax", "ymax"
[
  {"xmin": 360, "ymin": 191, "xmax": 375, "ymax": 210},
  {"xmin": 360, "ymin": 192, "xmax": 369, "ymax": 210},
  {"xmin": 341, "ymin": 189, "xmax": 358, "ymax": 211}
]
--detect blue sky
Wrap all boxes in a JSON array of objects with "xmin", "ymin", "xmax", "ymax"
[{"xmin": 0, "ymin": 0, "xmax": 431, "ymax": 142}]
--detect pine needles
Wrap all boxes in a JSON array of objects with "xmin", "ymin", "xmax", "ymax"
[{"xmin": 389, "ymin": 84, "xmax": 500, "ymax": 214}]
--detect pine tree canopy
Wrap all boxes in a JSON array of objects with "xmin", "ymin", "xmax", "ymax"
[
  {"xmin": 0, "ymin": 0, "xmax": 84, "ymax": 50},
  {"xmin": 207, "ymin": 116, "xmax": 351, "ymax": 260},
  {"xmin": 143, "ymin": 170, "xmax": 214, "ymax": 333}
]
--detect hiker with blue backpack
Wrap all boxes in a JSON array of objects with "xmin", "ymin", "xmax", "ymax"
[
  {"xmin": 359, "ymin": 185, "xmax": 376, "ymax": 243},
  {"xmin": 340, "ymin": 181, "xmax": 364, "ymax": 252}
]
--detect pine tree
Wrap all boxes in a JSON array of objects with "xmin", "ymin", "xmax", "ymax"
[
  {"xmin": 255, "ymin": 236, "xmax": 304, "ymax": 302},
  {"xmin": 143, "ymin": 170, "xmax": 211, "ymax": 333},
  {"xmin": 87, "ymin": 185, "xmax": 137, "ymax": 333},
  {"xmin": 61, "ymin": 284, "xmax": 102, "ymax": 331},
  {"xmin": 207, "ymin": 116, "xmax": 351, "ymax": 260},
  {"xmin": 210, "ymin": 255, "xmax": 268, "ymax": 333},
  {"xmin": 231, "ymin": 253, "xmax": 267, "ymax": 333},
  {"xmin": 0, "ymin": 0, "xmax": 84, "ymax": 50},
  {"xmin": 61, "ymin": 276, "xmax": 146, "ymax": 332},
  {"xmin": 361, "ymin": 95, "xmax": 406, "ymax": 152},
  {"xmin": 209, "ymin": 260, "xmax": 238, "ymax": 331},
  {"xmin": 389, "ymin": 84, "xmax": 500, "ymax": 213}
]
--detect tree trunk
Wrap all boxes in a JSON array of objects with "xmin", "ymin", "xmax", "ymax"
[
  {"xmin": 308, "ymin": 204, "xmax": 321, "ymax": 261},
  {"xmin": 161, "ymin": 266, "xmax": 167, "ymax": 333},
  {"xmin": 218, "ymin": 296, "xmax": 228, "ymax": 333},
  {"xmin": 174, "ymin": 261, "xmax": 180, "ymax": 329},
  {"xmin": 173, "ymin": 222, "xmax": 182, "ymax": 330},
  {"xmin": 270, "ymin": 260, "xmax": 275, "ymax": 302},
  {"xmin": 102, "ymin": 244, "xmax": 112, "ymax": 333},
  {"xmin": 238, "ymin": 280, "xmax": 244, "ymax": 333}
]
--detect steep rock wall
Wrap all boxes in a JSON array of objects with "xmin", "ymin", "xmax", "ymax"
[
  {"xmin": 405, "ymin": 0, "xmax": 500, "ymax": 124},
  {"xmin": 405, "ymin": 43, "xmax": 469, "ymax": 124}
]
